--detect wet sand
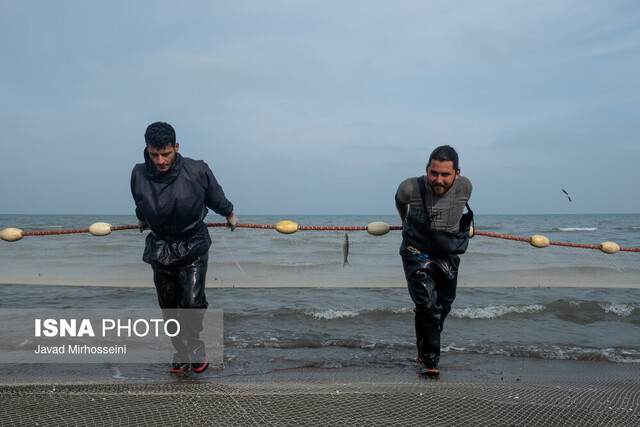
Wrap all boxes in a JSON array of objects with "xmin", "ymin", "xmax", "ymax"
[
  {"xmin": 2, "ymin": 279, "xmax": 639, "ymax": 288},
  {"xmin": 1, "ymin": 354, "xmax": 638, "ymax": 426}
]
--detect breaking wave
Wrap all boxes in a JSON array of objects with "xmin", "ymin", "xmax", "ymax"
[{"xmin": 451, "ymin": 304, "xmax": 545, "ymax": 319}]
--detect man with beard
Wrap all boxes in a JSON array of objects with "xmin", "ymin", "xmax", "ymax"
[
  {"xmin": 395, "ymin": 145, "xmax": 473, "ymax": 376},
  {"xmin": 131, "ymin": 121, "xmax": 237, "ymax": 374}
]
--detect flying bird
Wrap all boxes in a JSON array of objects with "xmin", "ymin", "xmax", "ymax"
[{"xmin": 562, "ymin": 189, "xmax": 572, "ymax": 202}]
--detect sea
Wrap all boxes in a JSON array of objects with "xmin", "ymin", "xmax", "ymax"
[{"xmin": 0, "ymin": 213, "xmax": 639, "ymax": 375}]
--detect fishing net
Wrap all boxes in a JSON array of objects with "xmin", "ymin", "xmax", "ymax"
[{"xmin": 1, "ymin": 362, "xmax": 638, "ymax": 426}]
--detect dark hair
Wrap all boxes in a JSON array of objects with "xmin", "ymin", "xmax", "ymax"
[
  {"xmin": 144, "ymin": 122, "xmax": 176, "ymax": 149},
  {"xmin": 428, "ymin": 145, "xmax": 459, "ymax": 171}
]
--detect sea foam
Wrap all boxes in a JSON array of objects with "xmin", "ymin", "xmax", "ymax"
[
  {"xmin": 310, "ymin": 309, "xmax": 360, "ymax": 320},
  {"xmin": 452, "ymin": 304, "xmax": 545, "ymax": 319}
]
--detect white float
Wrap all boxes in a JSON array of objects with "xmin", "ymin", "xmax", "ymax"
[
  {"xmin": 0, "ymin": 228, "xmax": 24, "ymax": 242},
  {"xmin": 600, "ymin": 241, "xmax": 620, "ymax": 254},
  {"xmin": 89, "ymin": 222, "xmax": 112, "ymax": 236},
  {"xmin": 367, "ymin": 221, "xmax": 390, "ymax": 236}
]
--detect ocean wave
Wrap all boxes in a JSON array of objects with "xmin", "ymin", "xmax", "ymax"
[
  {"xmin": 252, "ymin": 338, "xmax": 323, "ymax": 349},
  {"xmin": 451, "ymin": 304, "xmax": 544, "ymax": 319},
  {"xmin": 247, "ymin": 337, "xmax": 408, "ymax": 351},
  {"xmin": 600, "ymin": 302, "xmax": 639, "ymax": 317},
  {"xmin": 514, "ymin": 345, "xmax": 640, "ymax": 363},
  {"xmin": 454, "ymin": 343, "xmax": 640, "ymax": 363},
  {"xmin": 309, "ymin": 309, "xmax": 360, "ymax": 320},
  {"xmin": 227, "ymin": 307, "xmax": 362, "ymax": 322},
  {"xmin": 229, "ymin": 337, "xmax": 640, "ymax": 364},
  {"xmin": 228, "ymin": 299, "xmax": 638, "ymax": 324},
  {"xmin": 612, "ymin": 225, "xmax": 640, "ymax": 232},
  {"xmin": 557, "ymin": 227, "xmax": 598, "ymax": 232},
  {"xmin": 549, "ymin": 299, "xmax": 640, "ymax": 322},
  {"xmin": 224, "ymin": 306, "xmax": 412, "ymax": 322},
  {"xmin": 305, "ymin": 307, "xmax": 413, "ymax": 320}
]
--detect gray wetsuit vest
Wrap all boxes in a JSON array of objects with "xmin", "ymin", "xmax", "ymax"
[{"xmin": 396, "ymin": 176, "xmax": 473, "ymax": 258}]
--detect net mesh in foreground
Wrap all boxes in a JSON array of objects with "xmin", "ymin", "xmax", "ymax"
[{"xmin": 1, "ymin": 363, "xmax": 638, "ymax": 426}]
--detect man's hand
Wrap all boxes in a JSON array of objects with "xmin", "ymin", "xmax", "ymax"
[
  {"xmin": 138, "ymin": 220, "xmax": 148, "ymax": 233},
  {"xmin": 226, "ymin": 213, "xmax": 238, "ymax": 231}
]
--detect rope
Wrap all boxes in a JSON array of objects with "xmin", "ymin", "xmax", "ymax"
[
  {"xmin": 209, "ymin": 223, "xmax": 404, "ymax": 232},
  {"xmin": 110, "ymin": 225, "xmax": 139, "ymax": 231},
  {"xmin": 298, "ymin": 226, "xmax": 404, "ymax": 231},
  {"xmin": 205, "ymin": 223, "xmax": 275, "ymax": 229},
  {"xmin": 474, "ymin": 230, "xmax": 640, "ymax": 252},
  {"xmin": 22, "ymin": 228, "xmax": 91, "ymax": 236},
  {"xmin": 473, "ymin": 231, "xmax": 530, "ymax": 243},
  {"xmin": 21, "ymin": 225, "xmax": 139, "ymax": 237},
  {"xmin": 6, "ymin": 223, "xmax": 639, "ymax": 252}
]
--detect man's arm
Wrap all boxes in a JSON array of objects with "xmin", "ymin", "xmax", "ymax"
[
  {"xmin": 395, "ymin": 178, "xmax": 410, "ymax": 225},
  {"xmin": 201, "ymin": 163, "xmax": 234, "ymax": 218},
  {"xmin": 396, "ymin": 200, "xmax": 408, "ymax": 224},
  {"xmin": 199, "ymin": 161, "xmax": 237, "ymax": 230},
  {"xmin": 130, "ymin": 167, "xmax": 148, "ymax": 232}
]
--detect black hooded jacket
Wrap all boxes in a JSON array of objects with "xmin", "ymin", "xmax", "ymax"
[{"xmin": 130, "ymin": 148, "xmax": 234, "ymax": 266}]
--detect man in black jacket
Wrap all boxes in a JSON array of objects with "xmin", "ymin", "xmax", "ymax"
[
  {"xmin": 395, "ymin": 145, "xmax": 472, "ymax": 377},
  {"xmin": 131, "ymin": 121, "xmax": 237, "ymax": 374}
]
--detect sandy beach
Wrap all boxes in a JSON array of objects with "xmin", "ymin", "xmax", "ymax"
[{"xmin": 1, "ymin": 354, "xmax": 638, "ymax": 426}]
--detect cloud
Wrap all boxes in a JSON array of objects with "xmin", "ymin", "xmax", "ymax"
[{"xmin": 1, "ymin": 0, "xmax": 639, "ymax": 214}]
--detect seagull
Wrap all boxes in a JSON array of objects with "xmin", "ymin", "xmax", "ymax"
[{"xmin": 562, "ymin": 189, "xmax": 572, "ymax": 202}]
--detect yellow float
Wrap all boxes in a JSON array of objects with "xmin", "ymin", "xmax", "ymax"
[
  {"xmin": 276, "ymin": 220, "xmax": 299, "ymax": 234},
  {"xmin": 530, "ymin": 235, "xmax": 550, "ymax": 248}
]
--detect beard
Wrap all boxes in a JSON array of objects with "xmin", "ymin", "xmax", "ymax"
[{"xmin": 429, "ymin": 181, "xmax": 453, "ymax": 196}]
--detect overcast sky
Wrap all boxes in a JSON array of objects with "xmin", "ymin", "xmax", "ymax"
[{"xmin": 1, "ymin": 1, "xmax": 639, "ymax": 216}]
